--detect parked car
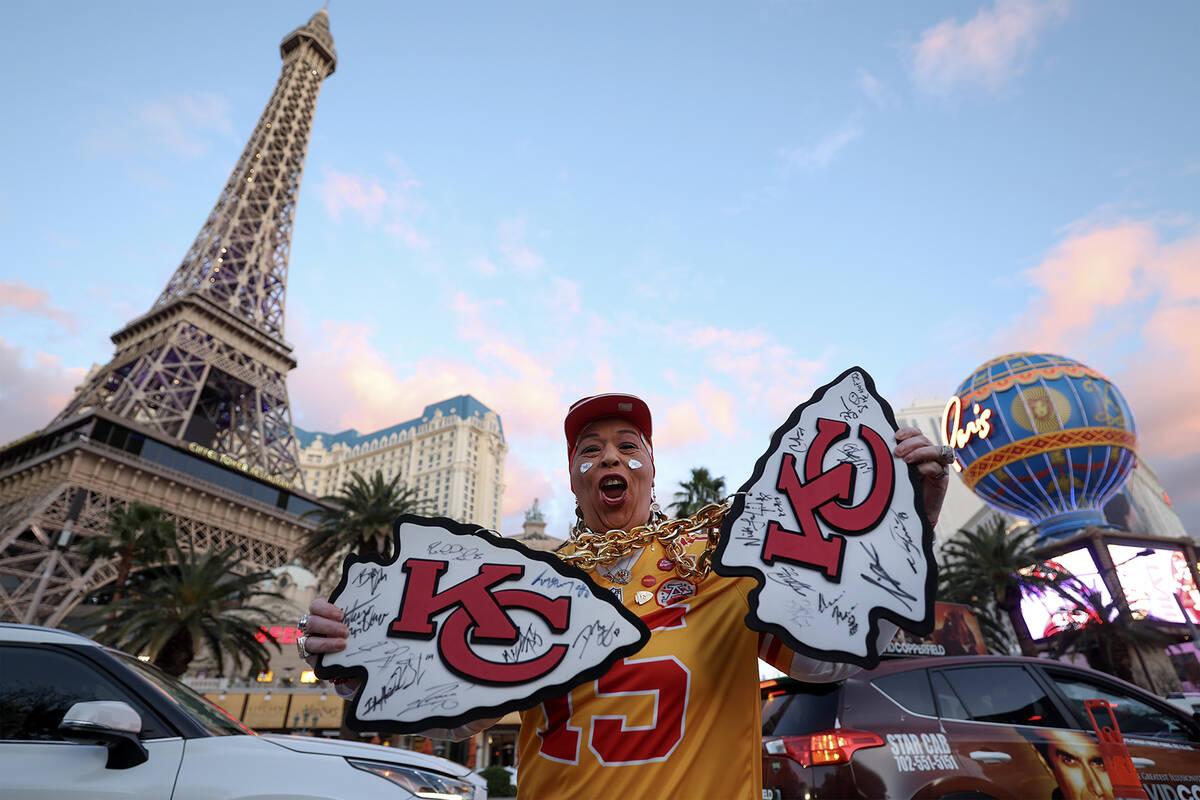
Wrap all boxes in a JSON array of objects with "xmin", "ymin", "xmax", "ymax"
[
  {"xmin": 1165, "ymin": 691, "xmax": 1200, "ymax": 716},
  {"xmin": 761, "ymin": 654, "xmax": 1200, "ymax": 800},
  {"xmin": 0, "ymin": 623, "xmax": 486, "ymax": 799}
]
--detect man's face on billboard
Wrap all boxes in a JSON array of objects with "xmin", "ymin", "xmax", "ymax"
[{"xmin": 1042, "ymin": 730, "xmax": 1112, "ymax": 800}]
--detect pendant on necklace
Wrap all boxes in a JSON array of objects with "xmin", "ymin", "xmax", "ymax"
[{"xmin": 606, "ymin": 568, "xmax": 632, "ymax": 585}]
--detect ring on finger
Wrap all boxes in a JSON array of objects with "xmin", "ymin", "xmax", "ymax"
[
  {"xmin": 936, "ymin": 445, "xmax": 956, "ymax": 466},
  {"xmin": 297, "ymin": 634, "xmax": 311, "ymax": 661},
  {"xmin": 297, "ymin": 613, "xmax": 310, "ymax": 633}
]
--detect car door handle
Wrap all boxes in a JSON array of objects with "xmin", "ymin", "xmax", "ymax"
[
  {"xmin": 1131, "ymin": 757, "xmax": 1155, "ymax": 769},
  {"xmin": 969, "ymin": 751, "xmax": 1012, "ymax": 764}
]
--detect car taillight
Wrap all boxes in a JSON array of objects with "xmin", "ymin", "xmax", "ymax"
[{"xmin": 775, "ymin": 729, "xmax": 885, "ymax": 767}]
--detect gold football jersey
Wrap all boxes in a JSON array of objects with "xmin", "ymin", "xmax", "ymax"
[{"xmin": 516, "ymin": 536, "xmax": 808, "ymax": 800}]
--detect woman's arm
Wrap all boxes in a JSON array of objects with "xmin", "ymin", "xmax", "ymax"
[{"xmin": 761, "ymin": 620, "xmax": 899, "ymax": 683}]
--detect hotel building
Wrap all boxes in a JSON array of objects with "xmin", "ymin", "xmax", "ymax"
[{"xmin": 295, "ymin": 395, "xmax": 506, "ymax": 530}]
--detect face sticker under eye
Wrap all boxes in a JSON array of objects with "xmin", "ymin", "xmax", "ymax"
[
  {"xmin": 627, "ymin": 459, "xmax": 644, "ymax": 470},
  {"xmin": 579, "ymin": 462, "xmax": 593, "ymax": 474}
]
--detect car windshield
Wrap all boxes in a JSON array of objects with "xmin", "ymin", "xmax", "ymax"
[{"xmin": 108, "ymin": 649, "xmax": 251, "ymax": 737}]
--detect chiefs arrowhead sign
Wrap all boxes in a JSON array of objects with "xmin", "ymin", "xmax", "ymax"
[
  {"xmin": 713, "ymin": 367, "xmax": 936, "ymax": 668},
  {"xmin": 315, "ymin": 515, "xmax": 650, "ymax": 734}
]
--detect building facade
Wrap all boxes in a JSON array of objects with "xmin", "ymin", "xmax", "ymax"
[{"xmin": 296, "ymin": 395, "xmax": 506, "ymax": 530}]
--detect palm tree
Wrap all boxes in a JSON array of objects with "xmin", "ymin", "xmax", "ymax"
[
  {"xmin": 301, "ymin": 470, "xmax": 432, "ymax": 571},
  {"xmin": 1043, "ymin": 585, "xmax": 1174, "ymax": 692},
  {"xmin": 76, "ymin": 502, "xmax": 175, "ymax": 603},
  {"xmin": 301, "ymin": 469, "xmax": 431, "ymax": 742},
  {"xmin": 87, "ymin": 540, "xmax": 282, "ymax": 677},
  {"xmin": 938, "ymin": 518, "xmax": 1072, "ymax": 656},
  {"xmin": 669, "ymin": 467, "xmax": 727, "ymax": 517}
]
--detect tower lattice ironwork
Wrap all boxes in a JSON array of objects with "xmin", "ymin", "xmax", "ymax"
[
  {"xmin": 0, "ymin": 10, "xmax": 335, "ymax": 627},
  {"xmin": 56, "ymin": 10, "xmax": 336, "ymax": 483}
]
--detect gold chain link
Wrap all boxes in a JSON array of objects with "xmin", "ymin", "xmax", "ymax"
[{"xmin": 557, "ymin": 498, "xmax": 734, "ymax": 581}]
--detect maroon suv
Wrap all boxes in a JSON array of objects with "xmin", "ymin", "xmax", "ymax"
[{"xmin": 761, "ymin": 655, "xmax": 1200, "ymax": 800}]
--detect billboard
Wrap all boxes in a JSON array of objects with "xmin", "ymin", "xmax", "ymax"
[
  {"xmin": 1107, "ymin": 544, "xmax": 1200, "ymax": 625},
  {"xmin": 1020, "ymin": 548, "xmax": 1112, "ymax": 640},
  {"xmin": 884, "ymin": 602, "xmax": 988, "ymax": 657}
]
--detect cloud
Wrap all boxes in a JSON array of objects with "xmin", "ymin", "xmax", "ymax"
[
  {"xmin": 290, "ymin": 315, "xmax": 563, "ymax": 443},
  {"xmin": 497, "ymin": 218, "xmax": 545, "ymax": 274},
  {"xmin": 910, "ymin": 0, "xmax": 1070, "ymax": 94},
  {"xmin": 0, "ymin": 281, "xmax": 80, "ymax": 333},
  {"xmin": 449, "ymin": 292, "xmax": 508, "ymax": 341},
  {"xmin": 138, "ymin": 93, "xmax": 235, "ymax": 156},
  {"xmin": 653, "ymin": 381, "xmax": 740, "ymax": 450},
  {"xmin": 655, "ymin": 402, "xmax": 709, "ymax": 450},
  {"xmin": 781, "ymin": 115, "xmax": 863, "ymax": 170},
  {"xmin": 677, "ymin": 324, "xmax": 828, "ymax": 418},
  {"xmin": 0, "ymin": 337, "xmax": 87, "ymax": 443},
  {"xmin": 1016, "ymin": 222, "xmax": 1155, "ymax": 344},
  {"xmin": 501, "ymin": 454, "xmax": 554, "ymax": 520},
  {"xmin": 999, "ymin": 219, "xmax": 1200, "ymax": 530},
  {"xmin": 542, "ymin": 277, "xmax": 581, "ymax": 314},
  {"xmin": 591, "ymin": 361, "xmax": 615, "ymax": 393},
  {"xmin": 471, "ymin": 256, "xmax": 499, "ymax": 276},
  {"xmin": 320, "ymin": 170, "xmax": 388, "ymax": 224},
  {"xmin": 316, "ymin": 165, "xmax": 430, "ymax": 251},
  {"xmin": 858, "ymin": 70, "xmax": 897, "ymax": 108},
  {"xmin": 688, "ymin": 326, "xmax": 771, "ymax": 352},
  {"xmin": 696, "ymin": 380, "xmax": 738, "ymax": 437},
  {"xmin": 86, "ymin": 92, "xmax": 235, "ymax": 158}
]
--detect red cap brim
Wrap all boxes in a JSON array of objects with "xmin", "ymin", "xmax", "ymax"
[{"xmin": 565, "ymin": 393, "xmax": 653, "ymax": 462}]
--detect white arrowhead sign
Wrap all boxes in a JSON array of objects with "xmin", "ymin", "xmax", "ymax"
[
  {"xmin": 713, "ymin": 367, "xmax": 936, "ymax": 668},
  {"xmin": 315, "ymin": 515, "xmax": 649, "ymax": 734}
]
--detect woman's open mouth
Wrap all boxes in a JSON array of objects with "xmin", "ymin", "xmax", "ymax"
[{"xmin": 599, "ymin": 475, "xmax": 628, "ymax": 506}]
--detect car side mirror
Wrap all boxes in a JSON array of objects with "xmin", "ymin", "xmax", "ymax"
[{"xmin": 58, "ymin": 700, "xmax": 149, "ymax": 769}]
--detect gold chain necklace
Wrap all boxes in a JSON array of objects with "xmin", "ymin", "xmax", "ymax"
[{"xmin": 557, "ymin": 498, "xmax": 734, "ymax": 581}]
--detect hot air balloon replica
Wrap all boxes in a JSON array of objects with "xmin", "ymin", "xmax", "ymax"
[
  {"xmin": 944, "ymin": 353, "xmax": 1200, "ymax": 688},
  {"xmin": 945, "ymin": 352, "xmax": 1138, "ymax": 543}
]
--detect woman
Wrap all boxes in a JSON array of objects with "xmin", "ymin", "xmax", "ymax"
[{"xmin": 300, "ymin": 392, "xmax": 951, "ymax": 798}]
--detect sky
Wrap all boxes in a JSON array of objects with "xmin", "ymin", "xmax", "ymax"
[{"xmin": 1, "ymin": 1, "xmax": 1197, "ymax": 539}]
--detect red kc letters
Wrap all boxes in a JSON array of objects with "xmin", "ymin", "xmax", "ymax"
[
  {"xmin": 389, "ymin": 559, "xmax": 572, "ymax": 686},
  {"xmin": 760, "ymin": 418, "xmax": 895, "ymax": 581}
]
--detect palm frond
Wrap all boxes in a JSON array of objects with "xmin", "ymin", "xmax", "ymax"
[
  {"xmin": 669, "ymin": 467, "xmax": 727, "ymax": 517},
  {"xmin": 300, "ymin": 469, "xmax": 432, "ymax": 571},
  {"xmin": 83, "ymin": 540, "xmax": 283, "ymax": 677}
]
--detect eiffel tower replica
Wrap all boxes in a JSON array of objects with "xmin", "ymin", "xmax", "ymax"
[{"xmin": 0, "ymin": 10, "xmax": 336, "ymax": 627}]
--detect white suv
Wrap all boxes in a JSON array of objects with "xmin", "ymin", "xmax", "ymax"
[{"xmin": 0, "ymin": 623, "xmax": 486, "ymax": 799}]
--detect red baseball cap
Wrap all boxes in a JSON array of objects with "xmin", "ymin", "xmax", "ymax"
[{"xmin": 564, "ymin": 393, "xmax": 653, "ymax": 462}]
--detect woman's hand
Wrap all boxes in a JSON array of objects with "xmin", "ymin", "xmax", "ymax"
[
  {"xmin": 300, "ymin": 598, "xmax": 350, "ymax": 663},
  {"xmin": 299, "ymin": 598, "xmax": 360, "ymax": 696},
  {"xmin": 893, "ymin": 427, "xmax": 952, "ymax": 528}
]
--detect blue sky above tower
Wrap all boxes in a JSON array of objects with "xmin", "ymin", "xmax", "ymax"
[{"xmin": 1, "ymin": 1, "xmax": 1197, "ymax": 536}]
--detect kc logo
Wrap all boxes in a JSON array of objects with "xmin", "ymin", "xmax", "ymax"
[
  {"xmin": 389, "ymin": 559, "xmax": 572, "ymax": 686},
  {"xmin": 760, "ymin": 416, "xmax": 894, "ymax": 582},
  {"xmin": 714, "ymin": 367, "xmax": 934, "ymax": 669},
  {"xmin": 318, "ymin": 516, "xmax": 649, "ymax": 735}
]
